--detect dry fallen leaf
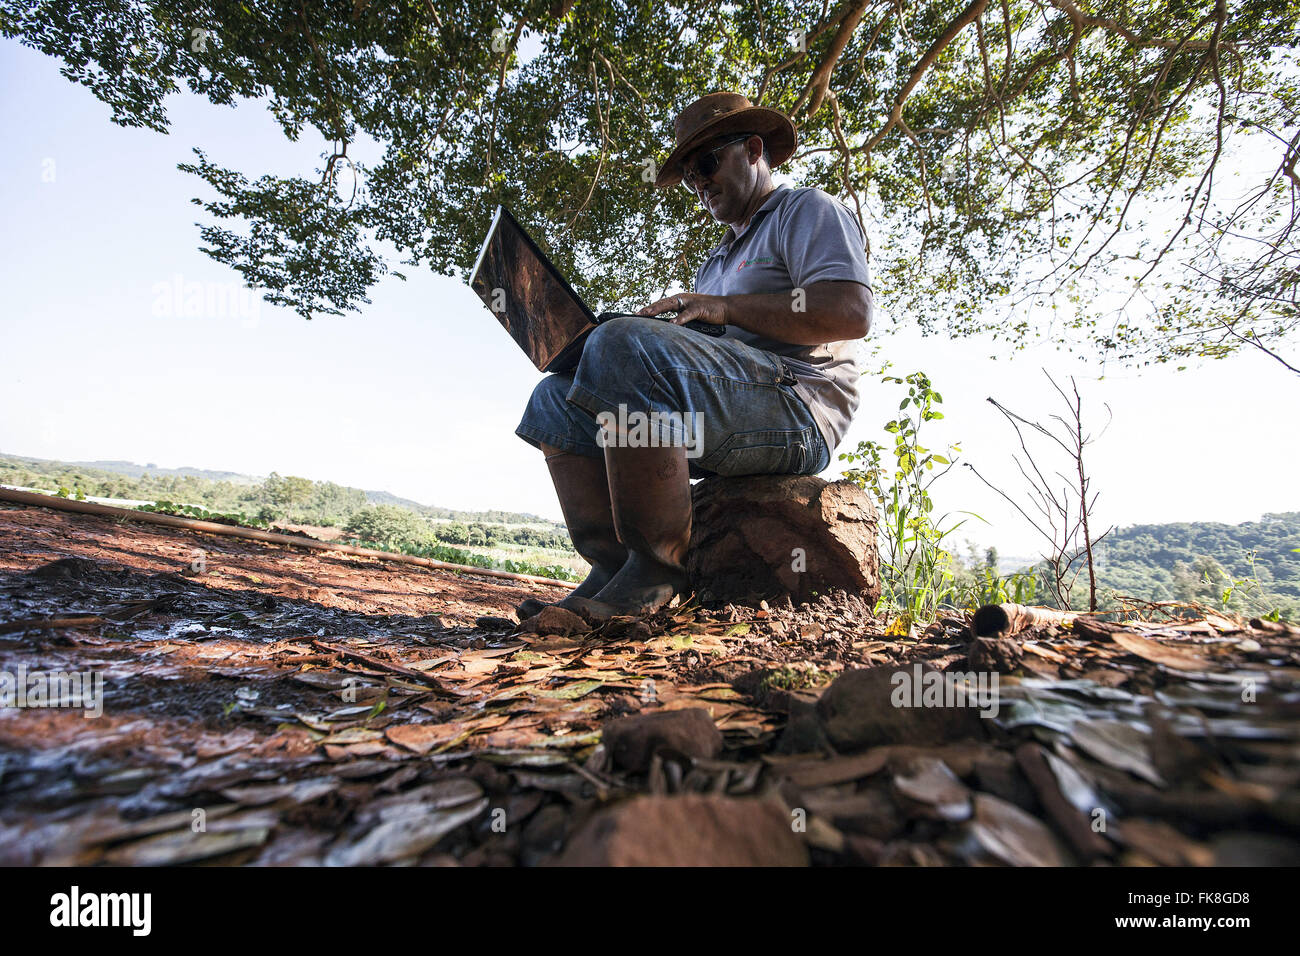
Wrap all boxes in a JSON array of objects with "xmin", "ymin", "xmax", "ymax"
[
  {"xmin": 1070, "ymin": 719, "xmax": 1165, "ymax": 787},
  {"xmin": 1111, "ymin": 632, "xmax": 1215, "ymax": 671},
  {"xmin": 967, "ymin": 793, "xmax": 1071, "ymax": 867},
  {"xmin": 891, "ymin": 757, "xmax": 972, "ymax": 822},
  {"xmin": 326, "ymin": 796, "xmax": 488, "ymax": 866}
]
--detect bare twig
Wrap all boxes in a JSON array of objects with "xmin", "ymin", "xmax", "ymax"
[{"xmin": 965, "ymin": 370, "xmax": 1114, "ymax": 610}]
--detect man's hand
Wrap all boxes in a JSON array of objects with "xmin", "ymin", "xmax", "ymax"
[
  {"xmin": 637, "ymin": 293, "xmax": 728, "ymax": 327},
  {"xmin": 636, "ymin": 281, "xmax": 871, "ymax": 345}
]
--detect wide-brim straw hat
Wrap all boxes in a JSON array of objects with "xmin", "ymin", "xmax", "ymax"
[{"xmin": 655, "ymin": 91, "xmax": 797, "ymax": 189}]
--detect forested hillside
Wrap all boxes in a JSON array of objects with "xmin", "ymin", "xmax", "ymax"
[
  {"xmin": 6, "ymin": 452, "xmax": 1295, "ymax": 618},
  {"xmin": 0, "ymin": 454, "xmax": 563, "ymax": 536},
  {"xmin": 1037, "ymin": 513, "xmax": 1300, "ymax": 618}
]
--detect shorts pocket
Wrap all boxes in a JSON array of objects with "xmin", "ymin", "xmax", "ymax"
[{"xmin": 698, "ymin": 426, "xmax": 813, "ymax": 477}]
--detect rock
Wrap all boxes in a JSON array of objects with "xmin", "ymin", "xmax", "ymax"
[
  {"xmin": 521, "ymin": 804, "xmax": 570, "ymax": 865},
  {"xmin": 774, "ymin": 699, "xmax": 833, "ymax": 755},
  {"xmin": 1210, "ymin": 832, "xmax": 1300, "ymax": 866},
  {"xmin": 556, "ymin": 795, "xmax": 808, "ymax": 866},
  {"xmin": 601, "ymin": 708, "xmax": 724, "ymax": 772},
  {"xmin": 841, "ymin": 834, "xmax": 886, "ymax": 866},
  {"xmin": 815, "ymin": 666, "xmax": 988, "ymax": 752},
  {"xmin": 26, "ymin": 557, "xmax": 126, "ymax": 585},
  {"xmin": 968, "ymin": 636, "xmax": 1024, "ymax": 673},
  {"xmin": 806, "ymin": 787, "xmax": 903, "ymax": 840},
  {"xmin": 972, "ymin": 750, "xmax": 1037, "ymax": 812},
  {"xmin": 516, "ymin": 606, "xmax": 588, "ymax": 637},
  {"xmin": 688, "ymin": 475, "xmax": 879, "ymax": 606},
  {"xmin": 1111, "ymin": 819, "xmax": 1212, "ymax": 867}
]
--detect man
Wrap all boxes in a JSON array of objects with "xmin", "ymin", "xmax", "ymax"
[{"xmin": 515, "ymin": 91, "xmax": 873, "ymax": 622}]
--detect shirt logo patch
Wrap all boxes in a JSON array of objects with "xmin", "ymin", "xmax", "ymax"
[{"xmin": 736, "ymin": 256, "xmax": 774, "ymax": 272}]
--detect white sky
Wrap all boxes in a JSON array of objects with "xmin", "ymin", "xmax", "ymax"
[{"xmin": 1, "ymin": 40, "xmax": 1295, "ymax": 563}]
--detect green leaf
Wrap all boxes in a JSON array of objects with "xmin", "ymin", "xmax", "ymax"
[{"xmin": 535, "ymin": 679, "xmax": 603, "ymax": 700}]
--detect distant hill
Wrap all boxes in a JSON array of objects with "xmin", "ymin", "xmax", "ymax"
[
  {"xmin": 1010, "ymin": 512, "xmax": 1300, "ymax": 617},
  {"xmin": 364, "ymin": 489, "xmax": 432, "ymax": 511},
  {"xmin": 64, "ymin": 458, "xmax": 260, "ymax": 484},
  {"xmin": 0, "ymin": 452, "xmax": 560, "ymax": 530}
]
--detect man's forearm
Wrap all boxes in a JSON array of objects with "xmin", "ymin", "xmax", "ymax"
[{"xmin": 721, "ymin": 281, "xmax": 871, "ymax": 345}]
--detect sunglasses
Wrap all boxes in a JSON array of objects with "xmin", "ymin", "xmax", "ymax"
[{"xmin": 680, "ymin": 133, "xmax": 755, "ymax": 190}]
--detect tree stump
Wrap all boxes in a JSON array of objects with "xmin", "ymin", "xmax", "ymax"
[{"xmin": 687, "ymin": 475, "xmax": 880, "ymax": 606}]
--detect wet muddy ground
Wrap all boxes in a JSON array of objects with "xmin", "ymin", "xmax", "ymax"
[{"xmin": 1, "ymin": 501, "xmax": 1298, "ymax": 866}]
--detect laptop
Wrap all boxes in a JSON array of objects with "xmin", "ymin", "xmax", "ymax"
[{"xmin": 468, "ymin": 205, "xmax": 724, "ymax": 374}]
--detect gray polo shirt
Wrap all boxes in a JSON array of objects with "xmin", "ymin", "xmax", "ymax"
[{"xmin": 693, "ymin": 184, "xmax": 871, "ymax": 456}]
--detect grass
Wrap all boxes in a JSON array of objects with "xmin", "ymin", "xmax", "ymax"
[{"xmin": 759, "ymin": 663, "xmax": 831, "ymax": 692}]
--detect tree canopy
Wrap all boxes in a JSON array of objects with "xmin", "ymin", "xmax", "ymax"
[{"xmin": 5, "ymin": 0, "xmax": 1297, "ymax": 371}]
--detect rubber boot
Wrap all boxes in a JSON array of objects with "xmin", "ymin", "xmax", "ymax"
[
  {"xmin": 516, "ymin": 451, "xmax": 628, "ymax": 620},
  {"xmin": 568, "ymin": 442, "xmax": 693, "ymax": 621}
]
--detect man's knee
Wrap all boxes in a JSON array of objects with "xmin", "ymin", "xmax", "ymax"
[
  {"xmin": 527, "ymin": 371, "xmax": 572, "ymax": 410},
  {"xmin": 582, "ymin": 316, "xmax": 674, "ymax": 366}
]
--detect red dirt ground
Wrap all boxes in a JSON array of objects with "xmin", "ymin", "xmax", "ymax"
[{"xmin": 2, "ymin": 499, "xmax": 1297, "ymax": 866}]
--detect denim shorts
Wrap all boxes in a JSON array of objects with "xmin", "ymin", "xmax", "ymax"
[{"xmin": 515, "ymin": 316, "xmax": 831, "ymax": 479}]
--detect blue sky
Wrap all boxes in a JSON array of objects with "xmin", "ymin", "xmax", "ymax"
[{"xmin": 1, "ymin": 39, "xmax": 1295, "ymax": 561}]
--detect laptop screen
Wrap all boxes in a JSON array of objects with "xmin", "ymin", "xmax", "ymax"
[{"xmin": 469, "ymin": 206, "xmax": 595, "ymax": 371}]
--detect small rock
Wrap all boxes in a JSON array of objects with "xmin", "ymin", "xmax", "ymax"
[
  {"xmin": 1211, "ymin": 832, "xmax": 1300, "ymax": 866},
  {"xmin": 556, "ymin": 795, "xmax": 807, "ymax": 866},
  {"xmin": 973, "ymin": 751, "xmax": 1037, "ymax": 812},
  {"xmin": 806, "ymin": 787, "xmax": 903, "ymax": 840},
  {"xmin": 601, "ymin": 708, "xmax": 724, "ymax": 773},
  {"xmin": 775, "ymin": 699, "xmax": 833, "ymax": 755},
  {"xmin": 816, "ymin": 665, "xmax": 988, "ymax": 752},
  {"xmin": 517, "ymin": 606, "xmax": 588, "ymax": 637},
  {"xmin": 968, "ymin": 636, "xmax": 1024, "ymax": 673},
  {"xmin": 602, "ymin": 694, "xmax": 642, "ymax": 718},
  {"xmin": 921, "ymin": 622, "xmax": 946, "ymax": 642},
  {"xmin": 522, "ymin": 804, "xmax": 570, "ymax": 863},
  {"xmin": 841, "ymin": 834, "xmax": 885, "ymax": 865}
]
